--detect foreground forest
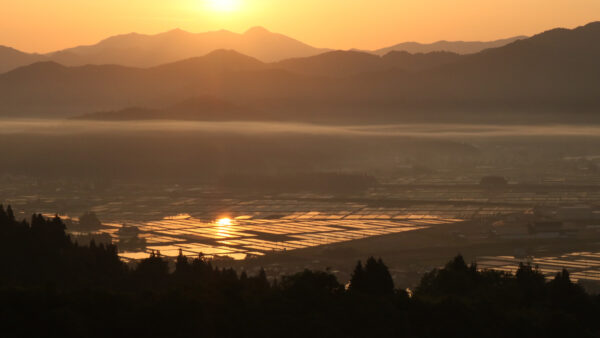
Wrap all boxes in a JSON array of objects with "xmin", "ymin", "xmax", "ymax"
[{"xmin": 0, "ymin": 204, "xmax": 598, "ymax": 337}]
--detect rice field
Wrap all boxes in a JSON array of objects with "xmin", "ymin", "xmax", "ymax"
[
  {"xmin": 101, "ymin": 213, "xmax": 462, "ymax": 261},
  {"xmin": 477, "ymin": 252, "xmax": 600, "ymax": 283},
  {"xmin": 43, "ymin": 197, "xmax": 530, "ymax": 262}
]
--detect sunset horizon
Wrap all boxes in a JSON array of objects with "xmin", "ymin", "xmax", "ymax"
[
  {"xmin": 3, "ymin": 2, "xmax": 600, "ymax": 337},
  {"xmin": 1, "ymin": 24, "xmax": 540, "ymax": 54},
  {"xmin": 2, "ymin": 0, "xmax": 599, "ymax": 53}
]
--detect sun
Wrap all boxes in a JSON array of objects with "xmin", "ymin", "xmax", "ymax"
[{"xmin": 206, "ymin": 0, "xmax": 241, "ymax": 12}]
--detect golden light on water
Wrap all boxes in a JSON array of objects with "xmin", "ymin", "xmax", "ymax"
[
  {"xmin": 215, "ymin": 217, "xmax": 233, "ymax": 239},
  {"xmin": 216, "ymin": 217, "xmax": 233, "ymax": 226}
]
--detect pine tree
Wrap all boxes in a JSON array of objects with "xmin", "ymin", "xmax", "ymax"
[
  {"xmin": 6, "ymin": 205, "xmax": 15, "ymax": 223},
  {"xmin": 175, "ymin": 249, "xmax": 190, "ymax": 275},
  {"xmin": 350, "ymin": 258, "xmax": 394, "ymax": 295},
  {"xmin": 349, "ymin": 260, "xmax": 366, "ymax": 292}
]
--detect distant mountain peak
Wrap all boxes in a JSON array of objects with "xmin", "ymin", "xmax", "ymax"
[
  {"xmin": 245, "ymin": 26, "xmax": 271, "ymax": 35},
  {"xmin": 1, "ymin": 61, "xmax": 66, "ymax": 78},
  {"xmin": 152, "ymin": 48, "xmax": 265, "ymax": 74},
  {"xmin": 100, "ymin": 31, "xmax": 144, "ymax": 41},
  {"xmin": 203, "ymin": 48, "xmax": 258, "ymax": 59}
]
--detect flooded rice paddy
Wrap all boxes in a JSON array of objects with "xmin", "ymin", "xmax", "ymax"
[
  {"xmin": 478, "ymin": 252, "xmax": 600, "ymax": 283},
  {"xmin": 102, "ymin": 213, "xmax": 461, "ymax": 261}
]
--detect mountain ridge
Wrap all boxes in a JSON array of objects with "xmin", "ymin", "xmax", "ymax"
[
  {"xmin": 1, "ymin": 27, "xmax": 529, "ymax": 74},
  {"xmin": 373, "ymin": 35, "xmax": 528, "ymax": 55},
  {"xmin": 1, "ymin": 21, "xmax": 599, "ymax": 121},
  {"xmin": 46, "ymin": 26, "xmax": 329, "ymax": 68},
  {"xmin": 0, "ymin": 45, "xmax": 47, "ymax": 74}
]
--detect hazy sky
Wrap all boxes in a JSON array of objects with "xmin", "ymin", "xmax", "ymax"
[{"xmin": 2, "ymin": 0, "xmax": 599, "ymax": 53}]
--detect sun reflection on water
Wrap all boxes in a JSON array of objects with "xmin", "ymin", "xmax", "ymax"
[{"xmin": 216, "ymin": 218, "xmax": 233, "ymax": 226}]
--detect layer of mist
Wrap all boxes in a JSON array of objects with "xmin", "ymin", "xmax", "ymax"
[{"xmin": 3, "ymin": 119, "xmax": 600, "ymax": 138}]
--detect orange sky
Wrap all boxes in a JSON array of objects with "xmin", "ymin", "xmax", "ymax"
[{"xmin": 1, "ymin": 0, "xmax": 599, "ymax": 53}]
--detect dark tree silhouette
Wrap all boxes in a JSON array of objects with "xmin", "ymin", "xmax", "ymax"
[
  {"xmin": 349, "ymin": 257, "xmax": 394, "ymax": 295},
  {"xmin": 78, "ymin": 211, "xmax": 103, "ymax": 231}
]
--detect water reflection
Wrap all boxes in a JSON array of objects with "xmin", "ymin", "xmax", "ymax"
[
  {"xmin": 215, "ymin": 217, "xmax": 234, "ymax": 239},
  {"xmin": 216, "ymin": 218, "xmax": 233, "ymax": 226},
  {"xmin": 99, "ymin": 212, "xmax": 464, "ymax": 262}
]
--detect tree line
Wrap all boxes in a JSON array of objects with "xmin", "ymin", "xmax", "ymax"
[{"xmin": 0, "ymin": 204, "xmax": 599, "ymax": 337}]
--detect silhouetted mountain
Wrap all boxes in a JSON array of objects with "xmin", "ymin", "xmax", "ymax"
[
  {"xmin": 381, "ymin": 51, "xmax": 462, "ymax": 72},
  {"xmin": 1, "ymin": 22, "xmax": 600, "ymax": 121},
  {"xmin": 151, "ymin": 49, "xmax": 266, "ymax": 74},
  {"xmin": 275, "ymin": 50, "xmax": 462, "ymax": 77},
  {"xmin": 274, "ymin": 50, "xmax": 389, "ymax": 77},
  {"xmin": 408, "ymin": 22, "xmax": 600, "ymax": 106},
  {"xmin": 373, "ymin": 36, "xmax": 527, "ymax": 55},
  {"xmin": 0, "ymin": 28, "xmax": 519, "ymax": 74},
  {"xmin": 46, "ymin": 26, "xmax": 328, "ymax": 68},
  {"xmin": 0, "ymin": 60, "xmax": 148, "ymax": 116},
  {"xmin": 0, "ymin": 50, "xmax": 275, "ymax": 116},
  {"xmin": 0, "ymin": 46, "xmax": 46, "ymax": 74}
]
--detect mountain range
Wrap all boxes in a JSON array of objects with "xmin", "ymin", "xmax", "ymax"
[
  {"xmin": 372, "ymin": 36, "xmax": 527, "ymax": 55},
  {"xmin": 1, "ymin": 22, "xmax": 599, "ymax": 123},
  {"xmin": 0, "ymin": 27, "xmax": 524, "ymax": 74}
]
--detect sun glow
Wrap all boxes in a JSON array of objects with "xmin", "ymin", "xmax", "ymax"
[
  {"xmin": 206, "ymin": 0, "xmax": 241, "ymax": 12},
  {"xmin": 216, "ymin": 218, "xmax": 233, "ymax": 226}
]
